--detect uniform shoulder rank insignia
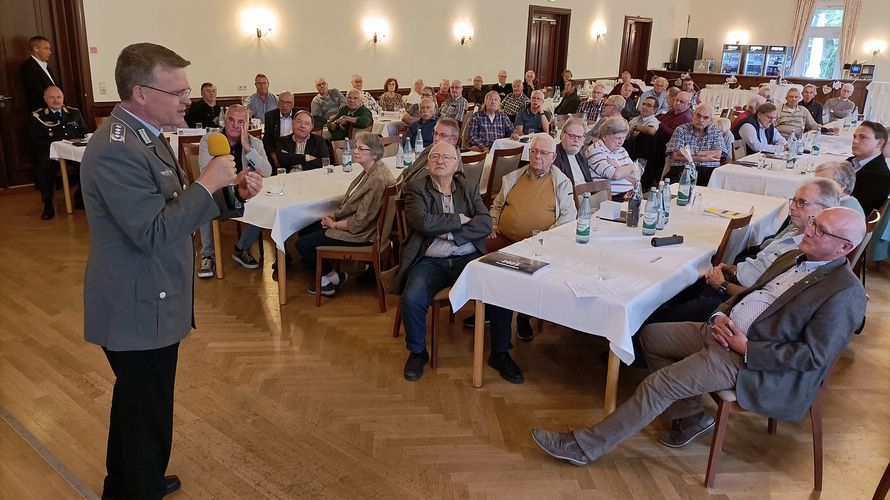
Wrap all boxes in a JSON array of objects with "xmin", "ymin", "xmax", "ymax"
[
  {"xmin": 110, "ymin": 123, "xmax": 126, "ymax": 142},
  {"xmin": 137, "ymin": 128, "xmax": 152, "ymax": 145}
]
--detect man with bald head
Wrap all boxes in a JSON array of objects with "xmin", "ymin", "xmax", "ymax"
[
  {"xmin": 514, "ymin": 90, "xmax": 552, "ymax": 135},
  {"xmin": 263, "ymin": 91, "xmax": 302, "ymax": 156},
  {"xmin": 825, "ymin": 83, "xmax": 857, "ymax": 121},
  {"xmin": 533, "ymin": 206, "xmax": 867, "ymax": 466},
  {"xmin": 665, "ymin": 102, "xmax": 728, "ymax": 184},
  {"xmin": 30, "ymin": 85, "xmax": 89, "ymax": 219},
  {"xmin": 311, "ymin": 77, "xmax": 346, "ymax": 127},
  {"xmin": 465, "ymin": 75, "xmax": 487, "ymax": 107},
  {"xmin": 327, "ymin": 89, "xmax": 373, "ymax": 141},
  {"xmin": 491, "ymin": 70, "xmax": 512, "ymax": 100},
  {"xmin": 657, "ymin": 90, "xmax": 693, "ymax": 138},
  {"xmin": 638, "ymin": 77, "xmax": 670, "ymax": 115}
]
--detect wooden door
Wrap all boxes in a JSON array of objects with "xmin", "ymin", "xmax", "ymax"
[
  {"xmin": 525, "ymin": 6, "xmax": 571, "ymax": 89},
  {"xmin": 619, "ymin": 17, "xmax": 653, "ymax": 80}
]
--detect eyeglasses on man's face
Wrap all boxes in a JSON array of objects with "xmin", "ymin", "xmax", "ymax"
[
  {"xmin": 529, "ymin": 148, "xmax": 555, "ymax": 158},
  {"xmin": 139, "ymin": 84, "xmax": 191, "ymax": 99},
  {"xmin": 429, "ymin": 153, "xmax": 457, "ymax": 163},
  {"xmin": 788, "ymin": 197, "xmax": 825, "ymax": 209},
  {"xmin": 806, "ymin": 216, "xmax": 852, "ymax": 244}
]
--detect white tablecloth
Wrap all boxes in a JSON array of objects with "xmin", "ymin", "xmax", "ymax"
[
  {"xmin": 698, "ymin": 83, "xmax": 802, "ymax": 111},
  {"xmin": 372, "ymin": 116, "xmax": 404, "ymax": 137},
  {"xmin": 449, "ymin": 186, "xmax": 788, "ymax": 365},
  {"xmin": 865, "ymin": 81, "xmax": 890, "ymax": 124},
  {"xmin": 49, "ymin": 133, "xmax": 181, "ymax": 162}
]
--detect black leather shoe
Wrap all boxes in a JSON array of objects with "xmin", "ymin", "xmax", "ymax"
[
  {"xmin": 41, "ymin": 205, "xmax": 55, "ymax": 220},
  {"xmin": 403, "ymin": 351, "xmax": 429, "ymax": 381},
  {"xmin": 163, "ymin": 475, "xmax": 181, "ymax": 496},
  {"xmin": 487, "ymin": 351, "xmax": 524, "ymax": 384},
  {"xmin": 462, "ymin": 314, "xmax": 490, "ymax": 329},
  {"xmin": 516, "ymin": 314, "xmax": 534, "ymax": 341}
]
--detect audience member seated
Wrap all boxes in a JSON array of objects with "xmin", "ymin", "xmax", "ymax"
[
  {"xmin": 440, "ymin": 79, "xmax": 469, "ymax": 122},
  {"xmin": 578, "ymin": 84, "xmax": 606, "ymax": 123},
  {"xmin": 648, "ymin": 179, "xmax": 839, "ymax": 323},
  {"xmin": 801, "ymin": 84, "xmax": 824, "ymax": 125},
  {"xmin": 467, "ymin": 91, "xmax": 516, "ymax": 152},
  {"xmin": 586, "ymin": 116, "xmax": 637, "ymax": 201},
  {"xmin": 590, "ymin": 95, "xmax": 625, "ymax": 140},
  {"xmin": 491, "ymin": 70, "xmax": 512, "ymax": 100},
  {"xmin": 848, "ymin": 121, "xmax": 890, "ymax": 215},
  {"xmin": 532, "ymin": 207, "xmax": 866, "ymax": 467},
  {"xmin": 465, "ymin": 75, "xmax": 487, "ymax": 107},
  {"xmin": 377, "ymin": 77, "xmax": 403, "ymax": 112},
  {"xmin": 274, "ymin": 110, "xmax": 329, "ymax": 172},
  {"xmin": 626, "ymin": 97, "xmax": 662, "ymax": 188},
  {"xmin": 262, "ymin": 91, "xmax": 298, "ymax": 156},
  {"xmin": 732, "ymin": 102, "xmax": 787, "ymax": 155},
  {"xmin": 488, "ymin": 133, "xmax": 577, "ymax": 340},
  {"xmin": 435, "ymin": 79, "xmax": 451, "ymax": 107},
  {"xmin": 776, "ymin": 88, "xmax": 830, "ymax": 139},
  {"xmin": 311, "ymin": 77, "xmax": 347, "ymax": 128},
  {"xmin": 350, "ymin": 73, "xmax": 381, "ymax": 114},
  {"xmin": 29, "ymin": 85, "xmax": 89, "ymax": 220},
  {"xmin": 681, "ymin": 78, "xmax": 699, "ymax": 107},
  {"xmin": 398, "ymin": 118, "xmax": 462, "ymax": 185},
  {"xmin": 327, "ymin": 89, "xmax": 373, "ymax": 141},
  {"xmin": 552, "ymin": 118, "xmax": 592, "ymax": 186},
  {"xmin": 296, "ymin": 132, "xmax": 395, "ymax": 296},
  {"xmin": 184, "ymin": 82, "xmax": 220, "ymax": 128},
  {"xmin": 514, "ymin": 90, "xmax": 552, "ymax": 135},
  {"xmin": 401, "ymin": 87, "xmax": 436, "ymax": 126},
  {"xmin": 609, "ymin": 70, "xmax": 643, "ymax": 99},
  {"xmin": 553, "ymin": 79, "xmax": 581, "ymax": 115},
  {"xmin": 404, "ymin": 78, "xmax": 425, "ymax": 106},
  {"xmin": 619, "ymin": 83, "xmax": 639, "ymax": 120},
  {"xmin": 638, "ymin": 77, "xmax": 669, "ymax": 115},
  {"xmin": 757, "ymin": 83, "xmax": 773, "ymax": 103},
  {"xmin": 522, "ymin": 70, "xmax": 536, "ymax": 98},
  {"xmin": 247, "ymin": 73, "xmax": 277, "ymax": 124},
  {"xmin": 407, "ymin": 98, "xmax": 438, "ymax": 149},
  {"xmin": 197, "ymin": 105, "xmax": 272, "ymax": 278},
  {"xmin": 730, "ymin": 95, "xmax": 767, "ymax": 130},
  {"xmin": 814, "ymin": 161, "xmax": 864, "ymax": 215},
  {"xmin": 657, "ymin": 91, "xmax": 693, "ymax": 140},
  {"xmin": 825, "ymin": 83, "xmax": 856, "ymax": 121},
  {"xmin": 665, "ymin": 103, "xmax": 728, "ymax": 185},
  {"xmin": 715, "ymin": 117, "xmax": 734, "ymax": 160},
  {"xmin": 628, "ymin": 97, "xmax": 660, "ymax": 140},
  {"xmin": 391, "ymin": 142, "xmax": 523, "ymax": 383},
  {"xmin": 561, "ymin": 69, "xmax": 573, "ymax": 87},
  {"xmin": 501, "ymin": 79, "xmax": 530, "ymax": 122}
]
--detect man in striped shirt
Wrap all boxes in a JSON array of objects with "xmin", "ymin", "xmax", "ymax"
[
  {"xmin": 501, "ymin": 79, "xmax": 529, "ymax": 121},
  {"xmin": 578, "ymin": 84, "xmax": 606, "ymax": 123},
  {"xmin": 776, "ymin": 88, "xmax": 831, "ymax": 139}
]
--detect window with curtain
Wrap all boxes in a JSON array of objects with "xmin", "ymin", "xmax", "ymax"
[{"xmin": 800, "ymin": 2, "xmax": 844, "ymax": 78}]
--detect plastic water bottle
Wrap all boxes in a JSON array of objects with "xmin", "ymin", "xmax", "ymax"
[
  {"xmin": 655, "ymin": 181, "xmax": 666, "ymax": 231},
  {"xmin": 396, "ymin": 134, "xmax": 405, "ymax": 169},
  {"xmin": 714, "ymin": 95, "xmax": 723, "ymax": 113},
  {"xmin": 342, "ymin": 138, "xmax": 353, "ymax": 172},
  {"xmin": 678, "ymin": 166, "xmax": 692, "ymax": 206},
  {"xmin": 576, "ymin": 192, "xmax": 592, "ymax": 244},
  {"xmin": 642, "ymin": 188, "xmax": 658, "ymax": 236},
  {"xmin": 811, "ymin": 130, "xmax": 821, "ymax": 155},
  {"xmin": 403, "ymin": 140, "xmax": 414, "ymax": 168},
  {"xmin": 788, "ymin": 131, "xmax": 800, "ymax": 156},
  {"xmin": 660, "ymin": 178, "xmax": 671, "ymax": 227},
  {"xmin": 626, "ymin": 182, "xmax": 642, "ymax": 228},
  {"xmin": 415, "ymin": 129, "xmax": 424, "ymax": 153},
  {"xmin": 217, "ymin": 107, "xmax": 225, "ymax": 127}
]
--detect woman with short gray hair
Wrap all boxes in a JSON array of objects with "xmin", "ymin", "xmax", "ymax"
[
  {"xmin": 814, "ymin": 161, "xmax": 864, "ymax": 215},
  {"xmin": 586, "ymin": 116, "xmax": 637, "ymax": 201}
]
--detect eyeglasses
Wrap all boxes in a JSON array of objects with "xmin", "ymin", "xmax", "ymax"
[
  {"xmin": 354, "ymin": 146, "xmax": 372, "ymax": 152},
  {"xmin": 806, "ymin": 216, "xmax": 852, "ymax": 244},
  {"xmin": 562, "ymin": 132, "xmax": 584, "ymax": 141},
  {"xmin": 138, "ymin": 84, "xmax": 191, "ymax": 99},
  {"xmin": 433, "ymin": 131, "xmax": 456, "ymax": 139},
  {"xmin": 429, "ymin": 153, "xmax": 457, "ymax": 163},
  {"xmin": 529, "ymin": 148, "xmax": 555, "ymax": 157},
  {"xmin": 788, "ymin": 197, "xmax": 825, "ymax": 209}
]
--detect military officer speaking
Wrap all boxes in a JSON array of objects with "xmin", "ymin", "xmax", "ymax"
[{"xmin": 29, "ymin": 85, "xmax": 89, "ymax": 219}]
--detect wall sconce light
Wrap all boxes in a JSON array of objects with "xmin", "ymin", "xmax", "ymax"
[
  {"xmin": 726, "ymin": 30, "xmax": 750, "ymax": 45},
  {"xmin": 363, "ymin": 17, "xmax": 390, "ymax": 44},
  {"xmin": 591, "ymin": 21, "xmax": 607, "ymax": 41},
  {"xmin": 240, "ymin": 8, "xmax": 276, "ymax": 39},
  {"xmin": 454, "ymin": 21, "xmax": 474, "ymax": 46},
  {"xmin": 865, "ymin": 40, "xmax": 886, "ymax": 57}
]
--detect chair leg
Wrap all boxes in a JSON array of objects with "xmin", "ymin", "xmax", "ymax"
[
  {"xmin": 392, "ymin": 302, "xmax": 402, "ymax": 338},
  {"xmin": 373, "ymin": 255, "xmax": 386, "ymax": 313},
  {"xmin": 315, "ymin": 254, "xmax": 323, "ymax": 307},
  {"xmin": 873, "ymin": 460, "xmax": 890, "ymax": 500},
  {"xmin": 430, "ymin": 302, "xmax": 439, "ymax": 369},
  {"xmin": 768, "ymin": 418, "xmax": 778, "ymax": 435},
  {"xmin": 536, "ymin": 317, "xmax": 544, "ymax": 332},
  {"xmin": 705, "ymin": 399, "xmax": 733, "ymax": 488},
  {"xmin": 811, "ymin": 401, "xmax": 823, "ymax": 491}
]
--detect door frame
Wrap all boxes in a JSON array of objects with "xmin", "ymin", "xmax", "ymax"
[
  {"xmin": 618, "ymin": 16, "xmax": 653, "ymax": 79},
  {"xmin": 524, "ymin": 5, "xmax": 571, "ymax": 88}
]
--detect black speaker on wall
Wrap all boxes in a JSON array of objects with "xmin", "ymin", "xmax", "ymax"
[{"xmin": 676, "ymin": 38, "xmax": 703, "ymax": 71}]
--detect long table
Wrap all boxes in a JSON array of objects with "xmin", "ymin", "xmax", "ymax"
[{"xmin": 449, "ymin": 185, "xmax": 788, "ymax": 413}]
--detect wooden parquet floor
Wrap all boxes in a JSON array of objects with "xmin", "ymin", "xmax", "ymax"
[{"xmin": 1, "ymin": 188, "xmax": 889, "ymax": 499}]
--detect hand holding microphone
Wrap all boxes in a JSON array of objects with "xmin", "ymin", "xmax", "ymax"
[{"xmin": 198, "ymin": 132, "xmax": 238, "ymax": 209}]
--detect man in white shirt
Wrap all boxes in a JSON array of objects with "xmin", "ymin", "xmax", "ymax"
[
  {"xmin": 20, "ymin": 35, "xmax": 59, "ymax": 112},
  {"xmin": 404, "ymin": 78, "xmax": 425, "ymax": 106},
  {"xmin": 733, "ymin": 102, "xmax": 787, "ymax": 155}
]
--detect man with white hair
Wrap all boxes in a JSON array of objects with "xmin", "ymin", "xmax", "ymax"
[
  {"xmin": 665, "ymin": 102, "xmax": 728, "ymax": 185},
  {"xmin": 657, "ymin": 90, "xmax": 693, "ymax": 138},
  {"xmin": 825, "ymin": 83, "xmax": 856, "ymax": 121},
  {"xmin": 814, "ymin": 161, "xmax": 864, "ymax": 215},
  {"xmin": 776, "ymin": 87, "xmax": 828, "ymax": 139},
  {"xmin": 552, "ymin": 118, "xmax": 592, "ymax": 186},
  {"xmin": 350, "ymin": 74, "xmax": 381, "ymax": 114},
  {"xmin": 501, "ymin": 79, "xmax": 530, "ymax": 122},
  {"xmin": 327, "ymin": 89, "xmax": 373, "ymax": 141},
  {"xmin": 439, "ymin": 79, "xmax": 469, "ymax": 121},
  {"xmin": 467, "ymin": 91, "xmax": 515, "ymax": 152},
  {"xmin": 404, "ymin": 78, "xmax": 425, "ymax": 106},
  {"xmin": 638, "ymin": 77, "xmax": 669, "ymax": 115},
  {"xmin": 578, "ymin": 84, "xmax": 607, "ymax": 123},
  {"xmin": 311, "ymin": 77, "xmax": 347, "ymax": 127},
  {"xmin": 491, "ymin": 70, "xmax": 512, "ymax": 100},
  {"xmin": 514, "ymin": 90, "xmax": 552, "ymax": 135}
]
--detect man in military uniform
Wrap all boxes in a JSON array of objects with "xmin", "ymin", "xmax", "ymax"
[
  {"xmin": 80, "ymin": 42, "xmax": 262, "ymax": 498},
  {"xmin": 29, "ymin": 85, "xmax": 89, "ymax": 219}
]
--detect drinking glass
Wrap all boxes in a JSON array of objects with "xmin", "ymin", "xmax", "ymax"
[
  {"xmin": 276, "ymin": 168, "xmax": 286, "ymax": 192},
  {"xmin": 690, "ymin": 192, "xmax": 704, "ymax": 214},
  {"xmin": 531, "ymin": 230, "xmax": 544, "ymax": 257},
  {"xmin": 322, "ymin": 157, "xmax": 333, "ymax": 174},
  {"xmin": 595, "ymin": 251, "xmax": 611, "ymax": 280}
]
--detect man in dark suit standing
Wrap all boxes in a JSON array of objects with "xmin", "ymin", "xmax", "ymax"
[
  {"xmin": 849, "ymin": 121, "xmax": 889, "ymax": 215},
  {"xmin": 20, "ymin": 35, "xmax": 59, "ymax": 112},
  {"xmin": 531, "ymin": 207, "xmax": 867, "ymax": 466},
  {"xmin": 80, "ymin": 42, "xmax": 263, "ymax": 499}
]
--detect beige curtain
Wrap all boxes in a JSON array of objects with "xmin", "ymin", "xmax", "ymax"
[
  {"xmin": 789, "ymin": 0, "xmax": 816, "ymax": 70},
  {"xmin": 840, "ymin": 0, "xmax": 863, "ymax": 65}
]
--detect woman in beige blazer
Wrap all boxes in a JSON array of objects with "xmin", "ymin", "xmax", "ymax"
[{"xmin": 296, "ymin": 132, "xmax": 395, "ymax": 296}]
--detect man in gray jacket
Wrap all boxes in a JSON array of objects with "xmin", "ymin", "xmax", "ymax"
[
  {"xmin": 80, "ymin": 43, "xmax": 262, "ymax": 498},
  {"xmin": 531, "ymin": 207, "xmax": 867, "ymax": 467}
]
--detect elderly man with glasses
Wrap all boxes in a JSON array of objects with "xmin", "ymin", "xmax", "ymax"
[
  {"xmin": 402, "ymin": 86, "xmax": 437, "ymax": 126},
  {"xmin": 552, "ymin": 118, "xmax": 591, "ymax": 186},
  {"xmin": 665, "ymin": 103, "xmax": 728, "ymax": 185},
  {"xmin": 439, "ymin": 79, "xmax": 469, "ymax": 122},
  {"xmin": 501, "ymin": 79, "xmax": 530, "ymax": 122},
  {"xmin": 398, "ymin": 118, "xmax": 462, "ymax": 185},
  {"xmin": 514, "ymin": 90, "xmax": 552, "ymax": 136},
  {"xmin": 732, "ymin": 102, "xmax": 787, "ymax": 156},
  {"xmin": 311, "ymin": 77, "xmax": 346, "ymax": 128}
]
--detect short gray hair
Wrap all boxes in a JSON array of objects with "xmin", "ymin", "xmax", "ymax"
[
  {"xmin": 597, "ymin": 116, "xmax": 630, "ymax": 136},
  {"xmin": 605, "ymin": 95, "xmax": 626, "ymax": 108},
  {"xmin": 563, "ymin": 117, "xmax": 586, "ymax": 131},
  {"xmin": 801, "ymin": 178, "xmax": 842, "ymax": 208},
  {"xmin": 354, "ymin": 132, "xmax": 384, "ymax": 161},
  {"xmin": 814, "ymin": 161, "xmax": 856, "ymax": 195},
  {"xmin": 529, "ymin": 132, "xmax": 557, "ymax": 152}
]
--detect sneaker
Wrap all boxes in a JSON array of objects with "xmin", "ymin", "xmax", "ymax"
[
  {"xmin": 462, "ymin": 314, "xmax": 491, "ymax": 329},
  {"xmin": 307, "ymin": 281, "xmax": 337, "ymax": 296},
  {"xmin": 487, "ymin": 351, "xmax": 524, "ymax": 384},
  {"xmin": 403, "ymin": 350, "xmax": 430, "ymax": 381},
  {"xmin": 198, "ymin": 257, "xmax": 215, "ymax": 278},
  {"xmin": 516, "ymin": 314, "xmax": 534, "ymax": 342},
  {"xmin": 232, "ymin": 248, "xmax": 259, "ymax": 269},
  {"xmin": 530, "ymin": 429, "xmax": 589, "ymax": 466},
  {"xmin": 658, "ymin": 412, "xmax": 716, "ymax": 448}
]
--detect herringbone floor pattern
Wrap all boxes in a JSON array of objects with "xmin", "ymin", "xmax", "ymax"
[{"xmin": 1, "ymin": 189, "xmax": 888, "ymax": 499}]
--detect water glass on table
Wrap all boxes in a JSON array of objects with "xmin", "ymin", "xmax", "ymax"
[
  {"xmin": 531, "ymin": 230, "xmax": 544, "ymax": 257},
  {"xmin": 322, "ymin": 157, "xmax": 333, "ymax": 174},
  {"xmin": 594, "ymin": 251, "xmax": 611, "ymax": 280},
  {"xmin": 276, "ymin": 168, "xmax": 286, "ymax": 192}
]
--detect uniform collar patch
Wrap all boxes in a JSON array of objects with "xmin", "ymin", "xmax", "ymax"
[
  {"xmin": 137, "ymin": 128, "xmax": 153, "ymax": 146},
  {"xmin": 110, "ymin": 123, "xmax": 126, "ymax": 142}
]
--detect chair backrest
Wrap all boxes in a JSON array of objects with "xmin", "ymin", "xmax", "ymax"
[
  {"xmin": 460, "ymin": 151, "xmax": 486, "ymax": 187},
  {"xmin": 181, "ymin": 143, "xmax": 201, "ymax": 184},
  {"xmin": 177, "ymin": 134, "xmax": 202, "ymax": 167},
  {"xmin": 394, "ymin": 197, "xmax": 408, "ymax": 245},
  {"xmin": 349, "ymin": 124, "xmax": 373, "ymax": 139},
  {"xmin": 484, "ymin": 145, "xmax": 524, "ymax": 204},
  {"xmin": 459, "ymin": 110, "xmax": 475, "ymax": 150},
  {"xmin": 380, "ymin": 135, "xmax": 400, "ymax": 158},
  {"xmin": 572, "ymin": 180, "xmax": 611, "ymax": 211},
  {"xmin": 731, "ymin": 139, "xmax": 746, "ymax": 161},
  {"xmin": 331, "ymin": 140, "xmax": 345, "ymax": 165},
  {"xmin": 848, "ymin": 208, "xmax": 880, "ymax": 267},
  {"xmin": 712, "ymin": 208, "xmax": 755, "ymax": 265},
  {"xmin": 374, "ymin": 185, "xmax": 399, "ymax": 254}
]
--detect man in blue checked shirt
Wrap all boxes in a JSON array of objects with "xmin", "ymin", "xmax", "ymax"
[
  {"xmin": 665, "ymin": 103, "xmax": 728, "ymax": 185},
  {"xmin": 467, "ymin": 91, "xmax": 516, "ymax": 152}
]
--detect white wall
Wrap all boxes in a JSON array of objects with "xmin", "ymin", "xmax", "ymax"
[{"xmin": 82, "ymin": 0, "xmax": 689, "ymax": 102}]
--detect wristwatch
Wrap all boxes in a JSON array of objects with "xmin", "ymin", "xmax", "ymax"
[{"xmin": 716, "ymin": 280, "xmax": 729, "ymax": 297}]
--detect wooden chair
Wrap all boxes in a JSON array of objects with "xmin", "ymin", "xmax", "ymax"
[
  {"xmin": 874, "ymin": 460, "xmax": 890, "ymax": 499},
  {"xmin": 177, "ymin": 135, "xmax": 203, "ymax": 168},
  {"xmin": 315, "ymin": 185, "xmax": 398, "ymax": 312},
  {"xmin": 484, "ymin": 145, "xmax": 524, "ymax": 206},
  {"xmin": 180, "ymin": 143, "xmax": 201, "ymax": 184},
  {"xmin": 704, "ymin": 358, "xmax": 840, "ymax": 490},
  {"xmin": 460, "ymin": 151, "xmax": 486, "ymax": 187},
  {"xmin": 248, "ymin": 128, "xmax": 263, "ymax": 139},
  {"xmin": 849, "ymin": 208, "xmax": 881, "ymax": 286},
  {"xmin": 348, "ymin": 124, "xmax": 373, "ymax": 139},
  {"xmin": 459, "ymin": 109, "xmax": 475, "ymax": 150},
  {"xmin": 388, "ymin": 198, "xmax": 453, "ymax": 369},
  {"xmin": 380, "ymin": 135, "xmax": 400, "ymax": 158},
  {"xmin": 731, "ymin": 139, "xmax": 746, "ymax": 161},
  {"xmin": 331, "ymin": 140, "xmax": 345, "ymax": 165},
  {"xmin": 711, "ymin": 209, "xmax": 754, "ymax": 265},
  {"xmin": 572, "ymin": 180, "xmax": 611, "ymax": 211}
]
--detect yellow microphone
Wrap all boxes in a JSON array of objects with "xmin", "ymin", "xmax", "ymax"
[{"xmin": 206, "ymin": 132, "xmax": 237, "ymax": 209}]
